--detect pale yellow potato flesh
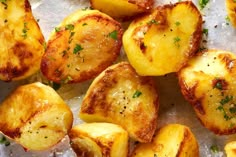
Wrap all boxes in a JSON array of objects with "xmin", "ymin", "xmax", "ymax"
[
  {"xmin": 90, "ymin": 0, "xmax": 153, "ymax": 20},
  {"xmin": 123, "ymin": 1, "xmax": 202, "ymax": 76},
  {"xmin": 0, "ymin": 0, "xmax": 45, "ymax": 81},
  {"xmin": 225, "ymin": 141, "xmax": 236, "ymax": 157},
  {"xmin": 69, "ymin": 123, "xmax": 128, "ymax": 157},
  {"xmin": 226, "ymin": 0, "xmax": 236, "ymax": 27},
  {"xmin": 79, "ymin": 62, "xmax": 159, "ymax": 143},
  {"xmin": 0, "ymin": 82, "xmax": 73, "ymax": 150},
  {"xmin": 131, "ymin": 124, "xmax": 199, "ymax": 157},
  {"xmin": 178, "ymin": 50, "xmax": 236, "ymax": 135},
  {"xmin": 41, "ymin": 9, "xmax": 123, "ymax": 84}
]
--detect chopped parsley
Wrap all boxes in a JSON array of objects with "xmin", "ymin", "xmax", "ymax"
[
  {"xmin": 220, "ymin": 95, "xmax": 233, "ymax": 105},
  {"xmin": 174, "ymin": 36, "xmax": 181, "ymax": 48},
  {"xmin": 133, "ymin": 90, "xmax": 142, "ymax": 98},
  {"xmin": 175, "ymin": 21, "xmax": 181, "ymax": 26},
  {"xmin": 203, "ymin": 28, "xmax": 208, "ymax": 36},
  {"xmin": 22, "ymin": 22, "xmax": 29, "ymax": 39},
  {"xmin": 214, "ymin": 81, "xmax": 222, "ymax": 90},
  {"xmin": 73, "ymin": 44, "xmax": 83, "ymax": 54},
  {"xmin": 147, "ymin": 19, "xmax": 159, "ymax": 25},
  {"xmin": 199, "ymin": 0, "xmax": 209, "ymax": 9},
  {"xmin": 210, "ymin": 145, "xmax": 219, "ymax": 153},
  {"xmin": 108, "ymin": 30, "xmax": 118, "ymax": 40},
  {"xmin": 65, "ymin": 24, "xmax": 74, "ymax": 31},
  {"xmin": 0, "ymin": 136, "xmax": 10, "ymax": 146},
  {"xmin": 229, "ymin": 106, "xmax": 236, "ymax": 114},
  {"xmin": 225, "ymin": 16, "xmax": 230, "ymax": 25},
  {"xmin": 55, "ymin": 27, "xmax": 61, "ymax": 32}
]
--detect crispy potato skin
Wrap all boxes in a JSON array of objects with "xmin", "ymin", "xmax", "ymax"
[
  {"xmin": 178, "ymin": 50, "xmax": 236, "ymax": 135},
  {"xmin": 0, "ymin": 82, "xmax": 73, "ymax": 150},
  {"xmin": 41, "ymin": 10, "xmax": 123, "ymax": 84},
  {"xmin": 0, "ymin": 0, "xmax": 45, "ymax": 81},
  {"xmin": 69, "ymin": 123, "xmax": 128, "ymax": 157},
  {"xmin": 90, "ymin": 0, "xmax": 153, "ymax": 20},
  {"xmin": 131, "ymin": 124, "xmax": 199, "ymax": 157},
  {"xmin": 79, "ymin": 62, "xmax": 159, "ymax": 143},
  {"xmin": 225, "ymin": 141, "xmax": 236, "ymax": 157},
  {"xmin": 226, "ymin": 0, "xmax": 236, "ymax": 27},
  {"xmin": 123, "ymin": 1, "xmax": 202, "ymax": 76}
]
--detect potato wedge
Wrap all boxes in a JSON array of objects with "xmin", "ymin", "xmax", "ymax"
[
  {"xmin": 0, "ymin": 82, "xmax": 73, "ymax": 150},
  {"xmin": 225, "ymin": 141, "xmax": 236, "ymax": 157},
  {"xmin": 90, "ymin": 0, "xmax": 153, "ymax": 20},
  {"xmin": 178, "ymin": 50, "xmax": 236, "ymax": 135},
  {"xmin": 41, "ymin": 9, "xmax": 123, "ymax": 84},
  {"xmin": 69, "ymin": 123, "xmax": 128, "ymax": 157},
  {"xmin": 131, "ymin": 124, "xmax": 199, "ymax": 157},
  {"xmin": 226, "ymin": 0, "xmax": 236, "ymax": 27},
  {"xmin": 123, "ymin": 1, "xmax": 202, "ymax": 76},
  {"xmin": 79, "ymin": 62, "xmax": 159, "ymax": 143},
  {"xmin": 0, "ymin": 0, "xmax": 45, "ymax": 81}
]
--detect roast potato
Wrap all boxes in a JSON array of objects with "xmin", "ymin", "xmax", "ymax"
[
  {"xmin": 69, "ymin": 122, "xmax": 128, "ymax": 157},
  {"xmin": 226, "ymin": 0, "xmax": 236, "ymax": 27},
  {"xmin": 41, "ymin": 9, "xmax": 123, "ymax": 84},
  {"xmin": 79, "ymin": 62, "xmax": 159, "ymax": 143},
  {"xmin": 0, "ymin": 0, "xmax": 45, "ymax": 81},
  {"xmin": 178, "ymin": 50, "xmax": 236, "ymax": 135},
  {"xmin": 225, "ymin": 141, "xmax": 236, "ymax": 157},
  {"xmin": 0, "ymin": 82, "xmax": 73, "ymax": 150},
  {"xmin": 123, "ymin": 1, "xmax": 202, "ymax": 76},
  {"xmin": 131, "ymin": 124, "xmax": 199, "ymax": 157},
  {"xmin": 90, "ymin": 0, "xmax": 153, "ymax": 20}
]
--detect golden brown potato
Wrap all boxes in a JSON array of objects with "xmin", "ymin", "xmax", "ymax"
[
  {"xmin": 79, "ymin": 62, "xmax": 159, "ymax": 143},
  {"xmin": 69, "ymin": 123, "xmax": 128, "ymax": 157},
  {"xmin": 90, "ymin": 0, "xmax": 154, "ymax": 20},
  {"xmin": 123, "ymin": 1, "xmax": 202, "ymax": 76},
  {"xmin": 41, "ymin": 9, "xmax": 123, "ymax": 84},
  {"xmin": 225, "ymin": 141, "xmax": 236, "ymax": 157},
  {"xmin": 226, "ymin": 0, "xmax": 236, "ymax": 27},
  {"xmin": 178, "ymin": 50, "xmax": 236, "ymax": 135},
  {"xmin": 131, "ymin": 124, "xmax": 199, "ymax": 157},
  {"xmin": 0, "ymin": 0, "xmax": 45, "ymax": 81},
  {"xmin": 0, "ymin": 82, "xmax": 73, "ymax": 150}
]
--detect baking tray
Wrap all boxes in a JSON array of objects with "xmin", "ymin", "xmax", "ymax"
[{"xmin": 0, "ymin": 0, "xmax": 236, "ymax": 156}]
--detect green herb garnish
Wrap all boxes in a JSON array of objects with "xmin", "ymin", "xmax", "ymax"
[
  {"xmin": 174, "ymin": 36, "xmax": 181, "ymax": 48},
  {"xmin": 203, "ymin": 28, "xmax": 208, "ymax": 36},
  {"xmin": 210, "ymin": 145, "xmax": 219, "ymax": 153},
  {"xmin": 108, "ymin": 30, "xmax": 118, "ymax": 40},
  {"xmin": 55, "ymin": 27, "xmax": 61, "ymax": 32},
  {"xmin": 175, "ymin": 21, "xmax": 181, "ymax": 26},
  {"xmin": 220, "ymin": 95, "xmax": 233, "ymax": 105},
  {"xmin": 65, "ymin": 24, "xmax": 74, "ymax": 31},
  {"xmin": 199, "ymin": 0, "xmax": 209, "ymax": 9},
  {"xmin": 0, "ymin": 136, "xmax": 10, "ymax": 146},
  {"xmin": 73, "ymin": 44, "xmax": 83, "ymax": 54},
  {"xmin": 22, "ymin": 22, "xmax": 29, "ymax": 39},
  {"xmin": 133, "ymin": 90, "xmax": 142, "ymax": 98},
  {"xmin": 147, "ymin": 19, "xmax": 159, "ymax": 25}
]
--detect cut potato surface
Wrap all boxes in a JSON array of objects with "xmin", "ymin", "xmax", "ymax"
[
  {"xmin": 41, "ymin": 9, "xmax": 123, "ymax": 84},
  {"xmin": 178, "ymin": 50, "xmax": 236, "ymax": 135},
  {"xmin": 79, "ymin": 62, "xmax": 159, "ymax": 143},
  {"xmin": 226, "ymin": 0, "xmax": 236, "ymax": 27},
  {"xmin": 90, "ymin": 0, "xmax": 153, "ymax": 20},
  {"xmin": 131, "ymin": 124, "xmax": 199, "ymax": 157},
  {"xmin": 0, "ymin": 0, "xmax": 45, "ymax": 81},
  {"xmin": 123, "ymin": 1, "xmax": 202, "ymax": 76},
  {"xmin": 0, "ymin": 82, "xmax": 73, "ymax": 150},
  {"xmin": 225, "ymin": 141, "xmax": 236, "ymax": 157},
  {"xmin": 69, "ymin": 123, "xmax": 128, "ymax": 157}
]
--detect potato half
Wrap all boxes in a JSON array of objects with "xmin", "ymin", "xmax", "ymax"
[
  {"xmin": 0, "ymin": 0, "xmax": 45, "ymax": 81},
  {"xmin": 123, "ymin": 1, "xmax": 202, "ymax": 76},
  {"xmin": 131, "ymin": 124, "xmax": 199, "ymax": 157},
  {"xmin": 41, "ymin": 9, "xmax": 123, "ymax": 84},
  {"xmin": 226, "ymin": 0, "xmax": 236, "ymax": 27},
  {"xmin": 178, "ymin": 50, "xmax": 236, "ymax": 135},
  {"xmin": 0, "ymin": 82, "xmax": 73, "ymax": 150},
  {"xmin": 225, "ymin": 141, "xmax": 236, "ymax": 157},
  {"xmin": 69, "ymin": 123, "xmax": 128, "ymax": 157},
  {"xmin": 90, "ymin": 0, "xmax": 154, "ymax": 20},
  {"xmin": 79, "ymin": 62, "xmax": 159, "ymax": 143}
]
